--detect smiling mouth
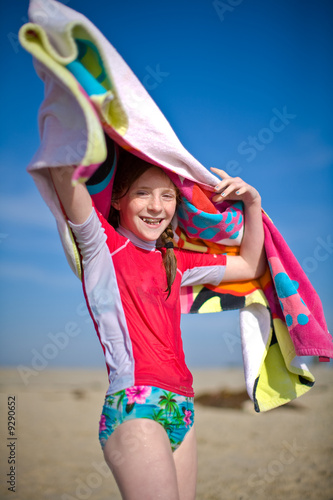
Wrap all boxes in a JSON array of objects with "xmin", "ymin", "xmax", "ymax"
[{"xmin": 140, "ymin": 217, "xmax": 163, "ymax": 226}]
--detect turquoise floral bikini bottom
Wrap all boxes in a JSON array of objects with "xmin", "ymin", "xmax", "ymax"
[{"xmin": 99, "ymin": 385, "xmax": 194, "ymax": 452}]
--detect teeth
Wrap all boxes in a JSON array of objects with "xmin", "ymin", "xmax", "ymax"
[{"xmin": 142, "ymin": 218, "xmax": 161, "ymax": 225}]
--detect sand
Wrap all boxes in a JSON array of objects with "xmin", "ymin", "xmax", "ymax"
[{"xmin": 0, "ymin": 366, "xmax": 332, "ymax": 500}]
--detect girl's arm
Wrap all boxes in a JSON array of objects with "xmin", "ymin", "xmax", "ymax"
[
  {"xmin": 210, "ymin": 168, "xmax": 266, "ymax": 282},
  {"xmin": 49, "ymin": 167, "xmax": 92, "ymax": 224}
]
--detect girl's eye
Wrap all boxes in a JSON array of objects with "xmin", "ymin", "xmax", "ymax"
[
  {"xmin": 136, "ymin": 191, "xmax": 149, "ymax": 196},
  {"xmin": 163, "ymin": 193, "xmax": 176, "ymax": 200}
]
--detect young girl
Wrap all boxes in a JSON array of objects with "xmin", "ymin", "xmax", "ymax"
[{"xmin": 50, "ymin": 150, "xmax": 265, "ymax": 500}]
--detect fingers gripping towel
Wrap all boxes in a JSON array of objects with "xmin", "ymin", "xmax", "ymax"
[{"xmin": 19, "ymin": 0, "xmax": 332, "ymax": 412}]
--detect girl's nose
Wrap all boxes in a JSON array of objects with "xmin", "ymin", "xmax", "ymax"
[{"xmin": 148, "ymin": 195, "xmax": 162, "ymax": 212}]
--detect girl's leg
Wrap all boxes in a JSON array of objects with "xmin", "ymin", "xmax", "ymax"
[
  {"xmin": 103, "ymin": 418, "xmax": 180, "ymax": 500},
  {"xmin": 173, "ymin": 425, "xmax": 197, "ymax": 500}
]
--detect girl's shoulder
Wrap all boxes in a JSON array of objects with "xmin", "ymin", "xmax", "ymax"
[{"xmin": 90, "ymin": 204, "xmax": 129, "ymax": 252}]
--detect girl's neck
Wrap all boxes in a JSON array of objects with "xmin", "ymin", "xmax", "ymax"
[{"xmin": 117, "ymin": 225, "xmax": 156, "ymax": 251}]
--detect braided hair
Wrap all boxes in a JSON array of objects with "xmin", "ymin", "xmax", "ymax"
[
  {"xmin": 159, "ymin": 223, "xmax": 177, "ymax": 298},
  {"xmin": 108, "ymin": 149, "xmax": 180, "ymax": 298}
]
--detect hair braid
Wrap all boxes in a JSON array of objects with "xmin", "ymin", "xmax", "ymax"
[{"xmin": 160, "ymin": 224, "xmax": 177, "ymax": 298}]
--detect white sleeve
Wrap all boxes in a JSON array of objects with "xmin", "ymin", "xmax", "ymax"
[
  {"xmin": 68, "ymin": 208, "xmax": 107, "ymax": 266},
  {"xmin": 181, "ymin": 265, "xmax": 225, "ymax": 287}
]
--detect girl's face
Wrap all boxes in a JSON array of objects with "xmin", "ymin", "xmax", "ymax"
[{"xmin": 112, "ymin": 167, "xmax": 178, "ymax": 242}]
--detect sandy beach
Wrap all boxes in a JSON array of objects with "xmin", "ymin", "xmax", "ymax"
[{"xmin": 0, "ymin": 365, "xmax": 332, "ymax": 500}]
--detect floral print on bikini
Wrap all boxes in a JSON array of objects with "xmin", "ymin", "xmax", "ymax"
[{"xmin": 99, "ymin": 385, "xmax": 194, "ymax": 452}]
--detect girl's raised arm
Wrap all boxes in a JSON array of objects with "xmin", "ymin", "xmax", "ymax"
[
  {"xmin": 49, "ymin": 167, "xmax": 92, "ymax": 225},
  {"xmin": 211, "ymin": 168, "xmax": 266, "ymax": 282}
]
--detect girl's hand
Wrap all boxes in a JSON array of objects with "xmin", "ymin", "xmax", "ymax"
[
  {"xmin": 210, "ymin": 167, "xmax": 261, "ymax": 207},
  {"xmin": 209, "ymin": 168, "xmax": 266, "ymax": 281}
]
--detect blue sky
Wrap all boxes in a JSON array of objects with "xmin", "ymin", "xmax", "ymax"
[{"xmin": 0, "ymin": 0, "xmax": 332, "ymax": 371}]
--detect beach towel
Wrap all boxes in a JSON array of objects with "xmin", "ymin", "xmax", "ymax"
[{"xmin": 19, "ymin": 0, "xmax": 332, "ymax": 412}]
